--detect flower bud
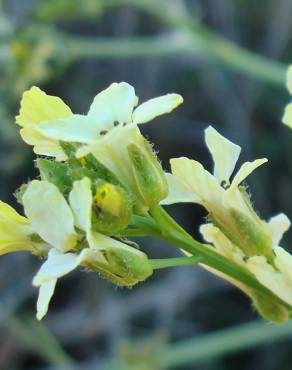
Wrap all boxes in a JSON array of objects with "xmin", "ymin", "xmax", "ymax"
[
  {"xmin": 91, "ymin": 181, "xmax": 132, "ymax": 235},
  {"xmin": 105, "ymin": 244, "xmax": 153, "ymax": 283},
  {"xmin": 127, "ymin": 139, "xmax": 168, "ymax": 210}
]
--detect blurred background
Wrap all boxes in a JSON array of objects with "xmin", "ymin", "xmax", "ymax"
[{"xmin": 1, "ymin": 0, "xmax": 292, "ymax": 369}]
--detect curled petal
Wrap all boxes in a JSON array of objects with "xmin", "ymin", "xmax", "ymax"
[
  {"xmin": 69, "ymin": 178, "xmax": 92, "ymax": 232},
  {"xmin": 205, "ymin": 126, "xmax": 241, "ymax": 184},
  {"xmin": 160, "ymin": 173, "xmax": 201, "ymax": 205},
  {"xmin": 88, "ymin": 82, "xmax": 138, "ymax": 131},
  {"xmin": 269, "ymin": 213, "xmax": 290, "ymax": 246},
  {"xmin": 132, "ymin": 94, "xmax": 183, "ymax": 124},
  {"xmin": 16, "ymin": 86, "xmax": 72, "ymax": 127},
  {"xmin": 23, "ymin": 181, "xmax": 77, "ymax": 251},
  {"xmin": 229, "ymin": 158, "xmax": 268, "ymax": 191}
]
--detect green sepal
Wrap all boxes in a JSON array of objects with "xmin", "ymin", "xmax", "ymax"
[
  {"xmin": 36, "ymin": 159, "xmax": 72, "ymax": 196},
  {"xmin": 229, "ymin": 208, "xmax": 272, "ymax": 257},
  {"xmin": 105, "ymin": 244, "xmax": 153, "ymax": 282},
  {"xmin": 127, "ymin": 139, "xmax": 168, "ymax": 209}
]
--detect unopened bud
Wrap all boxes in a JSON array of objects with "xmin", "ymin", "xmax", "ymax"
[
  {"xmin": 105, "ymin": 244, "xmax": 153, "ymax": 283},
  {"xmin": 127, "ymin": 139, "xmax": 168, "ymax": 209},
  {"xmin": 92, "ymin": 181, "xmax": 132, "ymax": 235}
]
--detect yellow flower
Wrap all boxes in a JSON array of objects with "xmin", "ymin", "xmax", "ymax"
[
  {"xmin": 17, "ymin": 82, "xmax": 182, "ymax": 212},
  {"xmin": 0, "ymin": 201, "xmax": 35, "ymax": 255},
  {"xmin": 199, "ymin": 214, "xmax": 291, "ymax": 322},
  {"xmin": 162, "ymin": 126, "xmax": 272, "ymax": 257},
  {"xmin": 22, "ymin": 178, "xmax": 152, "ymax": 320},
  {"xmin": 283, "ymin": 66, "xmax": 292, "ymax": 128}
]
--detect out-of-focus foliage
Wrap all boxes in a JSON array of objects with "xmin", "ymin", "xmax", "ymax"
[{"xmin": 1, "ymin": 0, "xmax": 292, "ymax": 369}]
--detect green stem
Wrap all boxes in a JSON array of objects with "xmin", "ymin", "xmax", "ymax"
[
  {"xmin": 150, "ymin": 205, "xmax": 292, "ymax": 311},
  {"xmin": 117, "ymin": 0, "xmax": 287, "ymax": 86},
  {"xmin": 150, "ymin": 256, "xmax": 201, "ymax": 269}
]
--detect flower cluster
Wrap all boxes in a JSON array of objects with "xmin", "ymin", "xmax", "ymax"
[
  {"xmin": 162, "ymin": 126, "xmax": 292, "ymax": 322},
  {"xmin": 3, "ymin": 82, "xmax": 183, "ymax": 319},
  {"xmin": 1, "ymin": 79, "xmax": 292, "ymax": 323}
]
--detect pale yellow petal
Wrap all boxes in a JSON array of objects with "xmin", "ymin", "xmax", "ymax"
[
  {"xmin": 20, "ymin": 126, "xmax": 67, "ymax": 161},
  {"xmin": 170, "ymin": 157, "xmax": 223, "ymax": 207},
  {"xmin": 0, "ymin": 201, "xmax": 34, "ymax": 255},
  {"xmin": 282, "ymin": 103, "xmax": 292, "ymax": 129},
  {"xmin": 23, "ymin": 181, "xmax": 77, "ymax": 251},
  {"xmin": 200, "ymin": 223, "xmax": 245, "ymax": 266},
  {"xmin": 16, "ymin": 86, "xmax": 72, "ymax": 127},
  {"xmin": 205, "ymin": 126, "xmax": 241, "ymax": 184},
  {"xmin": 160, "ymin": 173, "xmax": 201, "ymax": 205},
  {"xmin": 36, "ymin": 279, "xmax": 57, "ymax": 320},
  {"xmin": 229, "ymin": 159, "xmax": 268, "ymax": 190},
  {"xmin": 69, "ymin": 177, "xmax": 92, "ymax": 232},
  {"xmin": 132, "ymin": 94, "xmax": 183, "ymax": 124},
  {"xmin": 247, "ymin": 256, "xmax": 292, "ymax": 306},
  {"xmin": 36, "ymin": 115, "xmax": 99, "ymax": 144},
  {"xmin": 274, "ymin": 247, "xmax": 292, "ymax": 281},
  {"xmin": 269, "ymin": 214, "xmax": 290, "ymax": 246},
  {"xmin": 87, "ymin": 82, "xmax": 138, "ymax": 131},
  {"xmin": 33, "ymin": 248, "xmax": 105, "ymax": 287}
]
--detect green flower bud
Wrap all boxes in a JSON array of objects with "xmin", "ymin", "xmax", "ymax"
[
  {"xmin": 91, "ymin": 181, "xmax": 132, "ymax": 235},
  {"xmin": 105, "ymin": 244, "xmax": 153, "ymax": 282},
  {"xmin": 228, "ymin": 208, "xmax": 272, "ymax": 257},
  {"xmin": 252, "ymin": 291, "xmax": 289, "ymax": 323},
  {"xmin": 127, "ymin": 139, "xmax": 168, "ymax": 210}
]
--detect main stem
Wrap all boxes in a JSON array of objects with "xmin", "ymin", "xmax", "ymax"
[{"xmin": 149, "ymin": 205, "xmax": 292, "ymax": 311}]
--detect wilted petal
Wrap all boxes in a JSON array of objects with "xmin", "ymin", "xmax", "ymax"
[
  {"xmin": 87, "ymin": 82, "xmax": 138, "ymax": 131},
  {"xmin": 160, "ymin": 173, "xmax": 201, "ymax": 205},
  {"xmin": 69, "ymin": 177, "xmax": 92, "ymax": 232},
  {"xmin": 16, "ymin": 86, "xmax": 72, "ymax": 127},
  {"xmin": 23, "ymin": 181, "xmax": 77, "ymax": 251},
  {"xmin": 132, "ymin": 94, "xmax": 183, "ymax": 124},
  {"xmin": 282, "ymin": 103, "xmax": 292, "ymax": 129},
  {"xmin": 247, "ymin": 256, "xmax": 292, "ymax": 306},
  {"xmin": 170, "ymin": 157, "xmax": 223, "ymax": 207},
  {"xmin": 205, "ymin": 126, "xmax": 241, "ymax": 184},
  {"xmin": 36, "ymin": 115, "xmax": 99, "ymax": 144},
  {"xmin": 269, "ymin": 214, "xmax": 290, "ymax": 246}
]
